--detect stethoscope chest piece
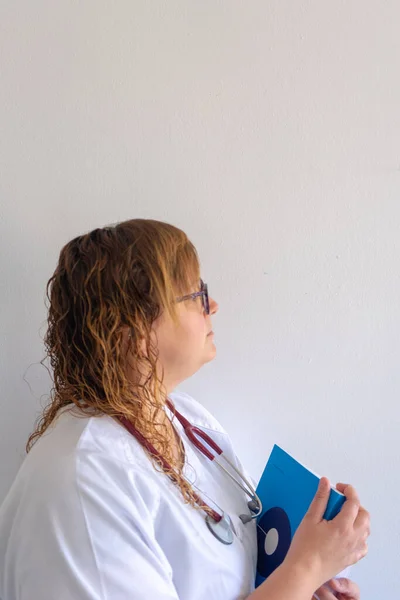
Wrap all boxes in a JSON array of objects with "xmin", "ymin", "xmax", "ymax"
[
  {"xmin": 205, "ymin": 512, "xmax": 235, "ymax": 545},
  {"xmin": 120, "ymin": 400, "xmax": 263, "ymax": 546}
]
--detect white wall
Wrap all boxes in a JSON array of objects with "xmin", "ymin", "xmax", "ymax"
[{"xmin": 1, "ymin": 2, "xmax": 399, "ymax": 597}]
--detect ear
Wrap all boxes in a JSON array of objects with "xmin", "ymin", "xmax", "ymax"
[
  {"xmin": 120, "ymin": 326, "xmax": 142, "ymax": 357},
  {"xmin": 139, "ymin": 335, "xmax": 148, "ymax": 358},
  {"xmin": 122, "ymin": 324, "xmax": 155, "ymax": 360},
  {"xmin": 129, "ymin": 327, "xmax": 149, "ymax": 359}
]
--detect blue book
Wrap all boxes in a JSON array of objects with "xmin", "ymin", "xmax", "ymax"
[{"xmin": 255, "ymin": 444, "xmax": 346, "ymax": 588}]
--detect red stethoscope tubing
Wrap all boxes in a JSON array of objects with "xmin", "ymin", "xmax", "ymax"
[
  {"xmin": 118, "ymin": 407, "xmax": 222, "ymax": 523},
  {"xmin": 118, "ymin": 399, "xmax": 261, "ymax": 525},
  {"xmin": 165, "ymin": 399, "xmax": 223, "ymax": 461},
  {"xmin": 166, "ymin": 399, "xmax": 259, "ymax": 504}
]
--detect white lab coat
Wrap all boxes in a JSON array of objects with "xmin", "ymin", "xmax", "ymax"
[{"xmin": 0, "ymin": 391, "xmax": 257, "ymax": 600}]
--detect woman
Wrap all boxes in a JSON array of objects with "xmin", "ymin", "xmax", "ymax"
[{"xmin": 0, "ymin": 219, "xmax": 369, "ymax": 600}]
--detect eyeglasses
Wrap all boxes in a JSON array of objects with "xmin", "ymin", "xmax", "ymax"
[{"xmin": 176, "ymin": 279, "xmax": 210, "ymax": 315}]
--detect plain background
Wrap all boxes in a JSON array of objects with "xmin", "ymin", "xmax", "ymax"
[{"xmin": 1, "ymin": 2, "xmax": 399, "ymax": 598}]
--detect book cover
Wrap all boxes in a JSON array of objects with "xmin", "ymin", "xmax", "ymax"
[{"xmin": 255, "ymin": 444, "xmax": 347, "ymax": 588}]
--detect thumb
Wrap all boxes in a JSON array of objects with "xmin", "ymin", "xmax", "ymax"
[
  {"xmin": 306, "ymin": 477, "xmax": 331, "ymax": 523},
  {"xmin": 329, "ymin": 578, "xmax": 347, "ymax": 592},
  {"xmin": 329, "ymin": 577, "xmax": 359, "ymax": 597}
]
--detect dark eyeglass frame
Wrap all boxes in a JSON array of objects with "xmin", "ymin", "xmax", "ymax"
[{"xmin": 176, "ymin": 279, "xmax": 210, "ymax": 315}]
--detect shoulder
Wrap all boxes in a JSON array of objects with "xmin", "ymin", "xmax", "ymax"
[
  {"xmin": 167, "ymin": 390, "xmax": 227, "ymax": 434},
  {"xmin": 20, "ymin": 407, "xmax": 160, "ymax": 503}
]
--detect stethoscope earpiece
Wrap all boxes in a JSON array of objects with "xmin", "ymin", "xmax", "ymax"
[
  {"xmin": 120, "ymin": 399, "xmax": 263, "ymax": 546},
  {"xmin": 239, "ymin": 513, "xmax": 253, "ymax": 524},
  {"xmin": 248, "ymin": 499, "xmax": 259, "ymax": 512},
  {"xmin": 239, "ymin": 499, "xmax": 261, "ymax": 524}
]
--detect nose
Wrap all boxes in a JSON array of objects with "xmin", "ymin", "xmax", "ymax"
[{"xmin": 209, "ymin": 296, "xmax": 219, "ymax": 315}]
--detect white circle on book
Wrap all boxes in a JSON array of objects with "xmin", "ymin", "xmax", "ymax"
[{"xmin": 264, "ymin": 527, "xmax": 279, "ymax": 556}]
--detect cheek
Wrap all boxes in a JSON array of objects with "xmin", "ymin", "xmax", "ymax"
[
  {"xmin": 166, "ymin": 318, "xmax": 206, "ymax": 361},
  {"xmin": 177, "ymin": 320, "xmax": 205, "ymax": 354},
  {"xmin": 153, "ymin": 308, "xmax": 208, "ymax": 367},
  {"xmin": 184, "ymin": 313, "xmax": 207, "ymax": 342}
]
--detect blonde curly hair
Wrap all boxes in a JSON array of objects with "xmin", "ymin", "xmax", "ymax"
[{"xmin": 27, "ymin": 218, "xmax": 212, "ymax": 516}]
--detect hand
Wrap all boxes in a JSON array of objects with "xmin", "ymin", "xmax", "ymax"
[
  {"xmin": 313, "ymin": 577, "xmax": 360, "ymax": 600},
  {"xmin": 285, "ymin": 477, "xmax": 370, "ymax": 588}
]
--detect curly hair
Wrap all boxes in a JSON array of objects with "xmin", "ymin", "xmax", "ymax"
[{"xmin": 27, "ymin": 218, "xmax": 212, "ymax": 516}]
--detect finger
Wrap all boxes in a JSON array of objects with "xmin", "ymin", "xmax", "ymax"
[
  {"xmin": 306, "ymin": 478, "xmax": 331, "ymax": 523},
  {"xmin": 329, "ymin": 578, "xmax": 360, "ymax": 599},
  {"xmin": 335, "ymin": 484, "xmax": 360, "ymax": 506},
  {"xmin": 358, "ymin": 539, "xmax": 369, "ymax": 561},
  {"xmin": 334, "ymin": 484, "xmax": 361, "ymax": 525},
  {"xmin": 313, "ymin": 585, "xmax": 336, "ymax": 600},
  {"xmin": 335, "ymin": 483, "xmax": 349, "ymax": 493},
  {"xmin": 336, "ymin": 592, "xmax": 360, "ymax": 600},
  {"xmin": 354, "ymin": 507, "xmax": 370, "ymax": 535}
]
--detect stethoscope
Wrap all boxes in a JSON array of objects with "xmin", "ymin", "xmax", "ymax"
[{"xmin": 119, "ymin": 398, "xmax": 263, "ymax": 545}]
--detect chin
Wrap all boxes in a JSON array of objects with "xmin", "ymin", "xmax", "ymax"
[{"xmin": 204, "ymin": 346, "xmax": 217, "ymax": 363}]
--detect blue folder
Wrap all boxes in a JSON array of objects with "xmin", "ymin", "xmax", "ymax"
[{"xmin": 255, "ymin": 444, "xmax": 346, "ymax": 587}]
